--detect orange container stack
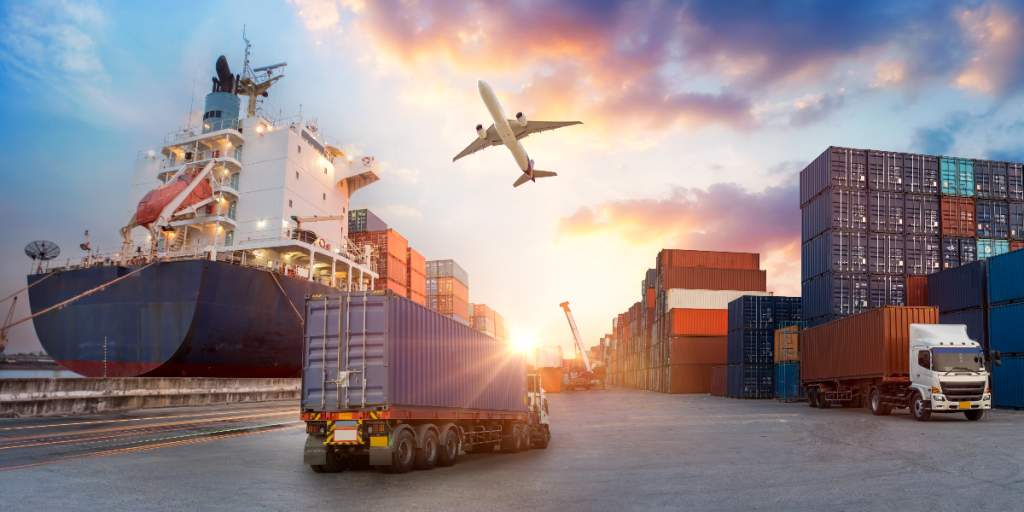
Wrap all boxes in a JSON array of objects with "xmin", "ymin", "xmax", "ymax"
[
  {"xmin": 470, "ymin": 304, "xmax": 509, "ymax": 342},
  {"xmin": 406, "ymin": 248, "xmax": 426, "ymax": 306},
  {"xmin": 426, "ymin": 259, "xmax": 470, "ymax": 326},
  {"xmin": 349, "ymin": 229, "xmax": 409, "ymax": 296}
]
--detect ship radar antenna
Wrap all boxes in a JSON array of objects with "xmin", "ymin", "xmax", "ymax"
[
  {"xmin": 25, "ymin": 241, "xmax": 60, "ymax": 262},
  {"xmin": 237, "ymin": 27, "xmax": 287, "ymax": 118}
]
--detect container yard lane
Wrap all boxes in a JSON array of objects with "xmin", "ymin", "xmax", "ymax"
[{"xmin": 4, "ymin": 390, "xmax": 1024, "ymax": 511}]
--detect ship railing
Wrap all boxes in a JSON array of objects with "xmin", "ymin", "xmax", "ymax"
[
  {"xmin": 167, "ymin": 148, "xmax": 243, "ymax": 169},
  {"xmin": 165, "ymin": 119, "xmax": 241, "ymax": 143},
  {"xmin": 238, "ymin": 230, "xmax": 374, "ymax": 269},
  {"xmin": 216, "ymin": 250, "xmax": 368, "ymax": 291}
]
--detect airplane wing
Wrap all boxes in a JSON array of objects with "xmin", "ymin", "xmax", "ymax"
[
  {"xmin": 453, "ymin": 124, "xmax": 503, "ymax": 162},
  {"xmin": 511, "ymin": 120, "xmax": 582, "ymax": 140}
]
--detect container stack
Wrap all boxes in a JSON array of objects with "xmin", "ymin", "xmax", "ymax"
[
  {"xmin": 535, "ymin": 346, "xmax": 563, "ymax": 393},
  {"xmin": 349, "ymin": 228, "xmax": 408, "ymax": 296},
  {"xmin": 928, "ymin": 259, "xmax": 988, "ymax": 349},
  {"xmin": 406, "ymin": 247, "xmax": 426, "ymax": 306},
  {"xmin": 773, "ymin": 322, "xmax": 805, "ymax": 402},
  {"xmin": 426, "ymin": 259, "xmax": 469, "ymax": 326},
  {"xmin": 725, "ymin": 296, "xmax": 802, "ymax": 399},
  {"xmin": 348, "ymin": 208, "xmax": 387, "ymax": 234},
  {"xmin": 983, "ymin": 250, "xmax": 1024, "ymax": 409}
]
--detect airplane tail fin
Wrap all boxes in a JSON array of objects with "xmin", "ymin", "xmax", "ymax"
[
  {"xmin": 513, "ymin": 174, "xmax": 531, "ymax": 188},
  {"xmin": 533, "ymin": 170, "xmax": 557, "ymax": 178}
]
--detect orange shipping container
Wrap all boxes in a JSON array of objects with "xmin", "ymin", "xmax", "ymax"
[
  {"xmin": 646, "ymin": 288, "xmax": 655, "ymax": 308},
  {"xmin": 710, "ymin": 366, "xmax": 727, "ymax": 396},
  {"xmin": 670, "ymin": 336, "xmax": 727, "ymax": 365},
  {"xmin": 407, "ymin": 269, "xmax": 426, "ymax": 297},
  {"xmin": 374, "ymin": 278, "xmax": 407, "ymax": 297},
  {"xmin": 473, "ymin": 304, "xmax": 495, "ymax": 321},
  {"xmin": 669, "ymin": 309, "xmax": 728, "ymax": 336},
  {"xmin": 386, "ymin": 253, "xmax": 407, "ymax": 283},
  {"xmin": 907, "ymin": 276, "xmax": 928, "ymax": 307},
  {"xmin": 349, "ymin": 229, "xmax": 409, "ymax": 260},
  {"xmin": 409, "ymin": 290, "xmax": 426, "ymax": 306},
  {"xmin": 660, "ymin": 268, "xmax": 766, "ymax": 292},
  {"xmin": 429, "ymin": 295, "xmax": 470, "ymax": 319},
  {"xmin": 658, "ymin": 249, "xmax": 760, "ymax": 270},
  {"xmin": 433, "ymin": 277, "xmax": 469, "ymax": 303},
  {"xmin": 538, "ymin": 367, "xmax": 563, "ymax": 393},
  {"xmin": 668, "ymin": 364, "xmax": 715, "ymax": 394},
  {"xmin": 941, "ymin": 197, "xmax": 975, "ymax": 237},
  {"xmin": 406, "ymin": 247, "xmax": 426, "ymax": 276},
  {"xmin": 774, "ymin": 325, "xmax": 800, "ymax": 364}
]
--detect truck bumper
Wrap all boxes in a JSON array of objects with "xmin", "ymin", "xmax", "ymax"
[{"xmin": 929, "ymin": 399, "xmax": 991, "ymax": 412}]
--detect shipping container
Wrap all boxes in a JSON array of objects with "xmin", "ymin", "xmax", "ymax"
[
  {"xmin": 987, "ymin": 248, "xmax": 1024, "ymax": 305},
  {"xmin": 976, "ymin": 200, "xmax": 1009, "ymax": 238},
  {"xmin": 669, "ymin": 336, "xmax": 727, "ymax": 365},
  {"xmin": 800, "ymin": 146, "xmax": 867, "ymax": 207},
  {"xmin": 978, "ymin": 239, "xmax": 1009, "ymax": 261},
  {"xmin": 660, "ymin": 267, "xmax": 767, "ymax": 292},
  {"xmin": 907, "ymin": 276, "xmax": 928, "ymax": 307},
  {"xmin": 906, "ymin": 236, "xmax": 941, "ymax": 275},
  {"xmin": 538, "ymin": 367, "xmax": 563, "ymax": 393},
  {"xmin": 904, "ymin": 195, "xmax": 941, "ymax": 235},
  {"xmin": 726, "ymin": 296, "xmax": 802, "ymax": 331},
  {"xmin": 727, "ymin": 329, "xmax": 774, "ymax": 365},
  {"xmin": 656, "ymin": 249, "xmax": 760, "ymax": 270},
  {"xmin": 775, "ymin": 363, "xmax": 805, "ymax": 402},
  {"xmin": 425, "ymin": 259, "xmax": 469, "ymax": 288},
  {"xmin": 668, "ymin": 364, "xmax": 715, "ymax": 394},
  {"xmin": 929, "ymin": 258, "xmax": 987, "ymax": 314},
  {"xmin": 710, "ymin": 366, "xmax": 727, "ymax": 396},
  {"xmin": 801, "ymin": 188, "xmax": 869, "ymax": 242},
  {"xmin": 992, "ymin": 356, "xmax": 1024, "ymax": 409},
  {"xmin": 801, "ymin": 306, "xmax": 939, "ymax": 383},
  {"xmin": 940, "ymin": 309, "xmax": 986, "ymax": 348},
  {"xmin": 867, "ymin": 151, "xmax": 904, "ymax": 192},
  {"xmin": 302, "ymin": 291, "xmax": 526, "ymax": 414},
  {"xmin": 668, "ymin": 309, "xmax": 728, "ymax": 336},
  {"xmin": 940, "ymin": 157, "xmax": 974, "ymax": 197},
  {"xmin": 409, "ymin": 290, "xmax": 426, "ymax": 306},
  {"xmin": 427, "ymin": 294, "xmax": 470, "ymax": 319},
  {"xmin": 868, "ymin": 191, "xmax": 905, "ymax": 233},
  {"xmin": 1010, "ymin": 203, "xmax": 1024, "ymax": 239},
  {"xmin": 974, "ymin": 160, "xmax": 1008, "ymax": 199},
  {"xmin": 903, "ymin": 153, "xmax": 940, "ymax": 195},
  {"xmin": 801, "ymin": 229, "xmax": 868, "ymax": 281},
  {"xmin": 349, "ymin": 229, "xmax": 408, "ymax": 261},
  {"xmin": 726, "ymin": 364, "xmax": 774, "ymax": 399},
  {"xmin": 869, "ymin": 275, "xmax": 906, "ymax": 309},
  {"xmin": 988, "ymin": 302, "xmax": 1024, "ymax": 354},
  {"xmin": 801, "ymin": 272, "xmax": 869, "ymax": 320},
  {"xmin": 940, "ymin": 237, "xmax": 977, "ymax": 269},
  {"xmin": 868, "ymin": 233, "xmax": 905, "ymax": 274},
  {"xmin": 426, "ymin": 277, "xmax": 469, "ymax": 302},
  {"xmin": 774, "ymin": 325, "xmax": 801, "ymax": 363},
  {"xmin": 348, "ymin": 208, "xmax": 388, "ymax": 234},
  {"xmin": 1014, "ymin": 241, "xmax": 1024, "ymax": 252},
  {"xmin": 941, "ymin": 197, "xmax": 976, "ymax": 237},
  {"xmin": 1010, "ymin": 163, "xmax": 1024, "ymax": 201},
  {"xmin": 374, "ymin": 277, "xmax": 408, "ymax": 297},
  {"xmin": 406, "ymin": 248, "xmax": 426, "ymax": 276}
]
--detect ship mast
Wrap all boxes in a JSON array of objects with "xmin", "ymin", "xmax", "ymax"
[{"xmin": 236, "ymin": 28, "xmax": 286, "ymax": 118}]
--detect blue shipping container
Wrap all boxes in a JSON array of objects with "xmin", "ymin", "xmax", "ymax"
[
  {"xmin": 800, "ymin": 147, "xmax": 867, "ymax": 207},
  {"xmin": 802, "ymin": 272, "xmax": 869, "ymax": 320},
  {"xmin": 727, "ymin": 329, "xmax": 774, "ymax": 365},
  {"xmin": 988, "ymin": 248, "xmax": 1024, "ymax": 305},
  {"xmin": 941, "ymin": 237, "xmax": 976, "ymax": 270},
  {"xmin": 906, "ymin": 235, "xmax": 941, "ymax": 276},
  {"xmin": 727, "ymin": 364, "xmax": 774, "ymax": 399},
  {"xmin": 728, "ymin": 296, "xmax": 775, "ymax": 331},
  {"xmin": 978, "ymin": 238, "xmax": 1009, "ymax": 261},
  {"xmin": 989, "ymin": 302, "xmax": 1024, "ymax": 354},
  {"xmin": 974, "ymin": 160, "xmax": 1008, "ymax": 199},
  {"xmin": 773, "ymin": 297, "xmax": 803, "ymax": 325},
  {"xmin": 802, "ymin": 188, "xmax": 869, "ymax": 243},
  {"xmin": 868, "ymin": 191, "xmax": 905, "ymax": 233},
  {"xmin": 775, "ymin": 363, "xmax": 805, "ymax": 402},
  {"xmin": 1010, "ymin": 203, "xmax": 1024, "ymax": 239},
  {"xmin": 868, "ymin": 233, "xmax": 905, "ymax": 274},
  {"xmin": 801, "ymin": 229, "xmax": 868, "ymax": 282},
  {"xmin": 992, "ymin": 356, "xmax": 1024, "ymax": 409},
  {"xmin": 940, "ymin": 309, "xmax": 987, "ymax": 348},
  {"xmin": 928, "ymin": 259, "xmax": 986, "ymax": 313},
  {"xmin": 301, "ymin": 291, "xmax": 526, "ymax": 413},
  {"xmin": 1010, "ymin": 163, "xmax": 1024, "ymax": 201},
  {"xmin": 976, "ymin": 200, "xmax": 1009, "ymax": 238},
  {"xmin": 869, "ymin": 275, "xmax": 906, "ymax": 309},
  {"xmin": 806, "ymin": 315, "xmax": 840, "ymax": 328},
  {"xmin": 348, "ymin": 209, "xmax": 388, "ymax": 234},
  {"xmin": 867, "ymin": 151, "xmax": 903, "ymax": 192},
  {"xmin": 905, "ymin": 194, "xmax": 940, "ymax": 235},
  {"xmin": 941, "ymin": 157, "xmax": 975, "ymax": 197}
]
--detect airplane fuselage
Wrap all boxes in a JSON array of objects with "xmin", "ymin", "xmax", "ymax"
[{"xmin": 478, "ymin": 79, "xmax": 532, "ymax": 175}]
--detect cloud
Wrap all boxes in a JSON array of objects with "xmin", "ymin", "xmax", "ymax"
[
  {"xmin": 789, "ymin": 92, "xmax": 845, "ymax": 127},
  {"xmin": 910, "ymin": 112, "xmax": 970, "ymax": 154},
  {"xmin": 289, "ymin": 0, "xmax": 341, "ymax": 31},
  {"xmin": 378, "ymin": 204, "xmax": 423, "ymax": 219},
  {"xmin": 1, "ymin": 0, "xmax": 106, "ymax": 84},
  {"xmin": 953, "ymin": 3, "xmax": 1024, "ymax": 96}
]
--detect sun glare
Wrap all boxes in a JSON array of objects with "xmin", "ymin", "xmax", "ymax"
[{"xmin": 511, "ymin": 333, "xmax": 535, "ymax": 352}]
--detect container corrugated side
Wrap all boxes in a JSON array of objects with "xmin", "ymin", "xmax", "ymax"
[
  {"xmin": 302, "ymin": 291, "xmax": 526, "ymax": 413},
  {"xmin": 775, "ymin": 363, "xmax": 805, "ymax": 401},
  {"xmin": 976, "ymin": 200, "xmax": 1009, "ymax": 238},
  {"xmin": 801, "ymin": 188, "xmax": 868, "ymax": 242},
  {"xmin": 903, "ymin": 153, "xmax": 940, "ymax": 195},
  {"xmin": 710, "ymin": 366, "xmax": 727, "ymax": 396},
  {"xmin": 656, "ymin": 249, "xmax": 760, "ymax": 270},
  {"xmin": 868, "ymin": 191, "xmax": 905, "ymax": 234},
  {"xmin": 727, "ymin": 329, "xmax": 774, "ymax": 365},
  {"xmin": 907, "ymin": 276, "xmax": 928, "ymax": 306},
  {"xmin": 802, "ymin": 229, "xmax": 868, "ymax": 281},
  {"xmin": 665, "ymin": 289, "xmax": 770, "ymax": 313},
  {"xmin": 661, "ymin": 268, "xmax": 766, "ymax": 292},
  {"xmin": 668, "ymin": 364, "xmax": 715, "ymax": 394},
  {"xmin": 801, "ymin": 306, "xmax": 939, "ymax": 384},
  {"xmin": 800, "ymin": 146, "xmax": 867, "ymax": 207},
  {"xmin": 802, "ymin": 272, "xmax": 869, "ymax": 320},
  {"xmin": 940, "ymin": 309, "xmax": 986, "ymax": 348},
  {"xmin": 669, "ymin": 336, "xmax": 726, "ymax": 365},
  {"xmin": 927, "ymin": 259, "xmax": 986, "ymax": 313},
  {"xmin": 669, "ymin": 309, "xmax": 727, "ymax": 336},
  {"xmin": 988, "ymin": 303, "xmax": 1024, "ymax": 354},
  {"xmin": 726, "ymin": 364, "xmax": 773, "ymax": 399},
  {"xmin": 906, "ymin": 236, "xmax": 941, "ymax": 276},
  {"xmin": 992, "ymin": 356, "xmax": 1024, "ymax": 409},
  {"xmin": 988, "ymin": 249, "xmax": 1024, "ymax": 305},
  {"xmin": 905, "ymin": 194, "xmax": 940, "ymax": 235}
]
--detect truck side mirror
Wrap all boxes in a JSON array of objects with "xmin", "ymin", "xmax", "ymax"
[{"xmin": 993, "ymin": 351, "xmax": 1002, "ymax": 367}]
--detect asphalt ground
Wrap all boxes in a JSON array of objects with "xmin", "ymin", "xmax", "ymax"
[{"xmin": 2, "ymin": 387, "xmax": 1023, "ymax": 511}]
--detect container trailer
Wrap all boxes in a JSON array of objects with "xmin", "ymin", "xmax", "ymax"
[
  {"xmin": 300, "ymin": 291, "xmax": 551, "ymax": 474},
  {"xmin": 801, "ymin": 306, "xmax": 992, "ymax": 421}
]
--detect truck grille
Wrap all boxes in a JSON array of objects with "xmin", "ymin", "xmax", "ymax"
[{"xmin": 941, "ymin": 382, "xmax": 986, "ymax": 401}]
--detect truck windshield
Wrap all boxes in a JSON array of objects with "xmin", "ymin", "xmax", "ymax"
[{"xmin": 931, "ymin": 348, "xmax": 984, "ymax": 372}]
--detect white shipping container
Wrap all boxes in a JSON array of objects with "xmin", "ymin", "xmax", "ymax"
[
  {"xmin": 536, "ymin": 346, "xmax": 564, "ymax": 368},
  {"xmin": 664, "ymin": 289, "xmax": 772, "ymax": 313}
]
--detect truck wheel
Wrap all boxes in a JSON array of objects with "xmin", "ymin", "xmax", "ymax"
[
  {"xmin": 387, "ymin": 429, "xmax": 417, "ymax": 473},
  {"xmin": 501, "ymin": 426, "xmax": 522, "ymax": 453},
  {"xmin": 964, "ymin": 410, "xmax": 984, "ymax": 421},
  {"xmin": 415, "ymin": 429, "xmax": 439, "ymax": 470},
  {"xmin": 807, "ymin": 388, "xmax": 818, "ymax": 408},
  {"xmin": 310, "ymin": 464, "xmax": 326, "ymax": 473},
  {"xmin": 870, "ymin": 390, "xmax": 885, "ymax": 416},
  {"xmin": 437, "ymin": 428, "xmax": 460, "ymax": 467},
  {"xmin": 536, "ymin": 426, "xmax": 550, "ymax": 449},
  {"xmin": 521, "ymin": 427, "xmax": 532, "ymax": 452},
  {"xmin": 818, "ymin": 392, "xmax": 831, "ymax": 409},
  {"xmin": 911, "ymin": 393, "xmax": 931, "ymax": 422}
]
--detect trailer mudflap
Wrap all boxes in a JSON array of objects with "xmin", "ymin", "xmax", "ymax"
[{"xmin": 303, "ymin": 434, "xmax": 328, "ymax": 466}]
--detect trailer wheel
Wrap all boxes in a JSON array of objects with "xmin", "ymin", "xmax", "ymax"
[
  {"xmin": 437, "ymin": 427, "xmax": 460, "ymax": 467},
  {"xmin": 501, "ymin": 426, "xmax": 522, "ymax": 453},
  {"xmin": 807, "ymin": 388, "xmax": 819, "ymax": 408},
  {"xmin": 387, "ymin": 429, "xmax": 417, "ymax": 473},
  {"xmin": 818, "ymin": 392, "xmax": 831, "ymax": 409},
  {"xmin": 521, "ymin": 427, "xmax": 532, "ymax": 452},
  {"xmin": 414, "ymin": 429, "xmax": 439, "ymax": 470},
  {"xmin": 964, "ymin": 410, "xmax": 984, "ymax": 421},
  {"xmin": 911, "ymin": 393, "xmax": 931, "ymax": 422}
]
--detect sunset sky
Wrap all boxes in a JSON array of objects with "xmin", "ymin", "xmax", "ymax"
[{"xmin": 4, "ymin": 0, "xmax": 1024, "ymax": 357}]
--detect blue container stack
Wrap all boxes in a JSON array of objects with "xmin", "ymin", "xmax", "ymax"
[
  {"xmin": 725, "ymin": 296, "xmax": 801, "ymax": 399},
  {"xmin": 966, "ymin": 159, "xmax": 1022, "ymax": 264},
  {"xmin": 986, "ymin": 249, "xmax": 1024, "ymax": 408},
  {"xmin": 928, "ymin": 259, "xmax": 988, "ymax": 347}
]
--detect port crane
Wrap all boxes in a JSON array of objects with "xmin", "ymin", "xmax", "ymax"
[{"xmin": 559, "ymin": 302, "xmax": 605, "ymax": 390}]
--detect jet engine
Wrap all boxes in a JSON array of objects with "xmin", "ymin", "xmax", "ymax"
[
  {"xmin": 516, "ymin": 112, "xmax": 527, "ymax": 127},
  {"xmin": 476, "ymin": 124, "xmax": 487, "ymax": 139}
]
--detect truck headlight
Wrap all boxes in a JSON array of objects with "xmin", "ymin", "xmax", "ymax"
[
  {"xmin": 983, "ymin": 394, "xmax": 991, "ymax": 401},
  {"xmin": 932, "ymin": 395, "xmax": 944, "ymax": 401}
]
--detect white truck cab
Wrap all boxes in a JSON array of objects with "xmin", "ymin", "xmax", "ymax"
[{"xmin": 908, "ymin": 324, "xmax": 992, "ymax": 422}]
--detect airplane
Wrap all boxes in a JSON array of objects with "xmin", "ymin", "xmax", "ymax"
[{"xmin": 453, "ymin": 79, "xmax": 582, "ymax": 188}]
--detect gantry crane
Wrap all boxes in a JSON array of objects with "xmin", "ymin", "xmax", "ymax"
[{"xmin": 559, "ymin": 301, "xmax": 605, "ymax": 390}]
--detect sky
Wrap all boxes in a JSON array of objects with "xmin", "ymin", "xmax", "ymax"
[{"xmin": 3, "ymin": 0, "xmax": 1024, "ymax": 358}]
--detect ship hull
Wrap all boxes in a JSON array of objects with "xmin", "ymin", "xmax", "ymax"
[{"xmin": 27, "ymin": 260, "xmax": 336, "ymax": 378}]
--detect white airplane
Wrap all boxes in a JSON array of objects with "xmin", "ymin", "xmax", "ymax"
[{"xmin": 453, "ymin": 79, "xmax": 582, "ymax": 187}]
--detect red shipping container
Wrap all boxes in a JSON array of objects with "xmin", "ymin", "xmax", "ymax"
[
  {"xmin": 941, "ymin": 197, "xmax": 976, "ymax": 237},
  {"xmin": 906, "ymin": 276, "xmax": 928, "ymax": 307},
  {"xmin": 710, "ymin": 366, "xmax": 727, "ymax": 396},
  {"xmin": 661, "ymin": 268, "xmax": 766, "ymax": 291},
  {"xmin": 668, "ymin": 364, "xmax": 715, "ymax": 394},
  {"xmin": 1013, "ymin": 241, "xmax": 1024, "ymax": 252},
  {"xmin": 657, "ymin": 250, "xmax": 760, "ymax": 270},
  {"xmin": 669, "ymin": 309, "xmax": 729, "ymax": 336},
  {"xmin": 670, "ymin": 336, "xmax": 727, "ymax": 365},
  {"xmin": 473, "ymin": 304, "xmax": 495, "ymax": 321},
  {"xmin": 349, "ymin": 229, "xmax": 409, "ymax": 260}
]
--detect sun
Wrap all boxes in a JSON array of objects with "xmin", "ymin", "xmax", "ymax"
[{"xmin": 511, "ymin": 333, "xmax": 535, "ymax": 352}]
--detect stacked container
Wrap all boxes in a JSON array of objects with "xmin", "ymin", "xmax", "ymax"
[
  {"xmin": 405, "ymin": 247, "xmax": 426, "ymax": 306},
  {"xmin": 347, "ymin": 208, "xmax": 387, "ymax": 234},
  {"xmin": 725, "ymin": 296, "xmax": 801, "ymax": 399},
  {"xmin": 773, "ymin": 322, "xmax": 805, "ymax": 402},
  {"xmin": 985, "ymin": 250, "xmax": 1024, "ymax": 408},
  {"xmin": 349, "ymin": 229, "xmax": 409, "ymax": 296},
  {"xmin": 426, "ymin": 259, "xmax": 469, "ymax": 326},
  {"xmin": 928, "ymin": 259, "xmax": 988, "ymax": 349}
]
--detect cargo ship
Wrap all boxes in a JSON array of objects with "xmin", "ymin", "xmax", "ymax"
[{"xmin": 26, "ymin": 43, "xmax": 384, "ymax": 378}]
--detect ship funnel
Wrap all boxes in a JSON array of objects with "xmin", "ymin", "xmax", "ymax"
[{"xmin": 203, "ymin": 56, "xmax": 241, "ymax": 133}]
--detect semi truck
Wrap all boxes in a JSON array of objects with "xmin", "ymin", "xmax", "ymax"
[
  {"xmin": 300, "ymin": 291, "xmax": 552, "ymax": 474},
  {"xmin": 802, "ymin": 306, "xmax": 992, "ymax": 422}
]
